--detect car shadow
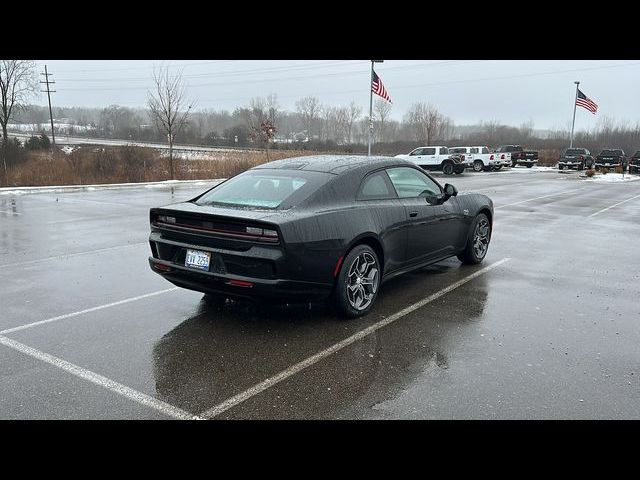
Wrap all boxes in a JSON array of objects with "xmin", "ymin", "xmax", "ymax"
[{"xmin": 151, "ymin": 260, "xmax": 490, "ymax": 418}]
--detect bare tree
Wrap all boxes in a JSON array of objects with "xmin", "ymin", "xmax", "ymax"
[
  {"xmin": 296, "ymin": 96, "xmax": 320, "ymax": 139},
  {"xmin": 147, "ymin": 66, "xmax": 194, "ymax": 179},
  {"xmin": 403, "ymin": 102, "xmax": 448, "ymax": 145},
  {"xmin": 373, "ymin": 98, "xmax": 392, "ymax": 142},
  {"xmin": 0, "ymin": 60, "xmax": 38, "ymax": 185}
]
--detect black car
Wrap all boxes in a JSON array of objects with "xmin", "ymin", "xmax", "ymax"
[
  {"xmin": 148, "ymin": 156, "xmax": 494, "ymax": 318},
  {"xmin": 495, "ymin": 145, "xmax": 539, "ymax": 168},
  {"xmin": 629, "ymin": 150, "xmax": 640, "ymax": 174},
  {"xmin": 558, "ymin": 148, "xmax": 594, "ymax": 170},
  {"xmin": 595, "ymin": 149, "xmax": 627, "ymax": 171}
]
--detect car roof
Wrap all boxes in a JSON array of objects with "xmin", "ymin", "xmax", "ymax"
[{"xmin": 252, "ymin": 154, "xmax": 414, "ymax": 175}]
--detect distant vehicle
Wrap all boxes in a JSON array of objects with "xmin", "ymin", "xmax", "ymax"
[
  {"xmin": 629, "ymin": 151, "xmax": 640, "ymax": 174},
  {"xmin": 494, "ymin": 145, "xmax": 539, "ymax": 168},
  {"xmin": 395, "ymin": 146, "xmax": 466, "ymax": 175},
  {"xmin": 449, "ymin": 146, "xmax": 502, "ymax": 172},
  {"xmin": 558, "ymin": 148, "xmax": 594, "ymax": 171},
  {"xmin": 595, "ymin": 149, "xmax": 627, "ymax": 171},
  {"xmin": 147, "ymin": 155, "xmax": 494, "ymax": 318}
]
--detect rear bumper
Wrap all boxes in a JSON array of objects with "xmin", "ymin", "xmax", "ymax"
[{"xmin": 149, "ymin": 257, "xmax": 333, "ymax": 301}]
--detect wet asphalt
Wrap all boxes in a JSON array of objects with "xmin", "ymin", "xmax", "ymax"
[{"xmin": 1, "ymin": 167, "xmax": 639, "ymax": 419}]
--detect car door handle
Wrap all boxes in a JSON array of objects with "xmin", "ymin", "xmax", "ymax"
[{"xmin": 409, "ymin": 211, "xmax": 418, "ymax": 217}]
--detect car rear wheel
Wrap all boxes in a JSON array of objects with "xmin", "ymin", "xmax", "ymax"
[
  {"xmin": 457, "ymin": 213, "xmax": 491, "ymax": 265},
  {"xmin": 558, "ymin": 165, "xmax": 564, "ymax": 170},
  {"xmin": 442, "ymin": 162, "xmax": 454, "ymax": 175},
  {"xmin": 526, "ymin": 164, "xmax": 533, "ymax": 168},
  {"xmin": 335, "ymin": 245, "xmax": 380, "ymax": 318},
  {"xmin": 494, "ymin": 164, "xmax": 503, "ymax": 171},
  {"xmin": 473, "ymin": 160, "xmax": 484, "ymax": 172}
]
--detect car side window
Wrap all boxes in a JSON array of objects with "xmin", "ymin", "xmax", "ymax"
[
  {"xmin": 357, "ymin": 171, "xmax": 397, "ymax": 201},
  {"xmin": 386, "ymin": 167, "xmax": 442, "ymax": 199},
  {"xmin": 409, "ymin": 148, "xmax": 424, "ymax": 156},
  {"xmin": 422, "ymin": 147, "xmax": 436, "ymax": 155}
]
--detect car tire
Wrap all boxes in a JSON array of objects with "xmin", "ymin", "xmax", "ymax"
[
  {"xmin": 511, "ymin": 160, "xmax": 517, "ymax": 168},
  {"xmin": 442, "ymin": 162, "xmax": 454, "ymax": 175},
  {"xmin": 578, "ymin": 163, "xmax": 584, "ymax": 171},
  {"xmin": 526, "ymin": 164, "xmax": 533, "ymax": 168},
  {"xmin": 335, "ymin": 245, "xmax": 381, "ymax": 318},
  {"xmin": 559, "ymin": 165, "xmax": 564, "ymax": 170},
  {"xmin": 473, "ymin": 160, "xmax": 484, "ymax": 172},
  {"xmin": 457, "ymin": 213, "xmax": 491, "ymax": 265},
  {"xmin": 494, "ymin": 165, "xmax": 503, "ymax": 171}
]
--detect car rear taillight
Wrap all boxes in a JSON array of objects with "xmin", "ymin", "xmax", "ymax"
[
  {"xmin": 152, "ymin": 261, "xmax": 173, "ymax": 272},
  {"xmin": 227, "ymin": 279, "xmax": 254, "ymax": 287},
  {"xmin": 579, "ymin": 155, "xmax": 584, "ymax": 160},
  {"xmin": 246, "ymin": 226, "xmax": 279, "ymax": 241},
  {"xmin": 490, "ymin": 154, "xmax": 494, "ymax": 160},
  {"xmin": 500, "ymin": 154, "xmax": 505, "ymax": 160},
  {"xmin": 460, "ymin": 154, "xmax": 465, "ymax": 161}
]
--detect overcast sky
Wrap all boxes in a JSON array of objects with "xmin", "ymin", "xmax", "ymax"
[{"xmin": 33, "ymin": 60, "xmax": 640, "ymax": 130}]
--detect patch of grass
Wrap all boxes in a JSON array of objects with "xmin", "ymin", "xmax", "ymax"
[
  {"xmin": 585, "ymin": 169, "xmax": 596, "ymax": 177},
  {"xmin": 4, "ymin": 147, "xmax": 309, "ymax": 187}
]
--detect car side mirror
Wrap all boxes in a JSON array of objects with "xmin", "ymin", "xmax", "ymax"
[
  {"xmin": 443, "ymin": 183, "xmax": 458, "ymax": 198},
  {"xmin": 425, "ymin": 194, "xmax": 441, "ymax": 205}
]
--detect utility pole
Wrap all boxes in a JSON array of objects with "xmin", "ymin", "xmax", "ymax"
[
  {"xmin": 40, "ymin": 65, "xmax": 56, "ymax": 147},
  {"xmin": 569, "ymin": 81, "xmax": 579, "ymax": 148},
  {"xmin": 368, "ymin": 60, "xmax": 384, "ymax": 157}
]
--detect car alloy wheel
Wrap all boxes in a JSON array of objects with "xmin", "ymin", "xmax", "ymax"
[
  {"xmin": 473, "ymin": 160, "xmax": 484, "ymax": 172},
  {"xmin": 346, "ymin": 252, "xmax": 379, "ymax": 311},
  {"xmin": 472, "ymin": 217, "xmax": 490, "ymax": 260},
  {"xmin": 442, "ymin": 163, "xmax": 454, "ymax": 175}
]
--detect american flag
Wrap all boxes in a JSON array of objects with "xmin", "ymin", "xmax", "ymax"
[
  {"xmin": 576, "ymin": 88, "xmax": 598, "ymax": 114},
  {"xmin": 372, "ymin": 70, "xmax": 391, "ymax": 103}
]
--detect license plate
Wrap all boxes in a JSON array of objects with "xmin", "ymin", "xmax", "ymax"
[{"xmin": 185, "ymin": 249, "xmax": 211, "ymax": 270}]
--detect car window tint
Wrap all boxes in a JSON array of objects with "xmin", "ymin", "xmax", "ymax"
[
  {"xmin": 481, "ymin": 147, "xmax": 489, "ymax": 154},
  {"xmin": 422, "ymin": 147, "xmax": 436, "ymax": 155},
  {"xmin": 357, "ymin": 171, "xmax": 395, "ymax": 200},
  {"xmin": 409, "ymin": 148, "xmax": 424, "ymax": 156},
  {"xmin": 387, "ymin": 167, "xmax": 441, "ymax": 199}
]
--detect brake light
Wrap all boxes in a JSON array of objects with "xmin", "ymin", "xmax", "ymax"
[
  {"xmin": 246, "ymin": 226, "xmax": 279, "ymax": 240},
  {"xmin": 500, "ymin": 154, "xmax": 505, "ymax": 160},
  {"xmin": 490, "ymin": 154, "xmax": 494, "ymax": 160},
  {"xmin": 579, "ymin": 155, "xmax": 584, "ymax": 160},
  {"xmin": 460, "ymin": 154, "xmax": 465, "ymax": 161}
]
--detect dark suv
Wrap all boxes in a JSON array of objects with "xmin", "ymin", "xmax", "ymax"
[
  {"xmin": 595, "ymin": 149, "xmax": 627, "ymax": 171},
  {"xmin": 629, "ymin": 151, "xmax": 640, "ymax": 174},
  {"xmin": 558, "ymin": 148, "xmax": 594, "ymax": 171}
]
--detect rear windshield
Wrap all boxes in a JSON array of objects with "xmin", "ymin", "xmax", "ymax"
[
  {"xmin": 565, "ymin": 149, "xmax": 586, "ymax": 155},
  {"xmin": 600, "ymin": 149, "xmax": 623, "ymax": 156},
  {"xmin": 195, "ymin": 169, "xmax": 331, "ymax": 209}
]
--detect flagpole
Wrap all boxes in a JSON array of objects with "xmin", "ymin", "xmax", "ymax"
[
  {"xmin": 368, "ymin": 61, "xmax": 374, "ymax": 157},
  {"xmin": 569, "ymin": 81, "xmax": 580, "ymax": 148}
]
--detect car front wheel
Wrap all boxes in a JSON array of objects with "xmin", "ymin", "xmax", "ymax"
[
  {"xmin": 458, "ymin": 213, "xmax": 491, "ymax": 265},
  {"xmin": 473, "ymin": 160, "xmax": 484, "ymax": 172},
  {"xmin": 442, "ymin": 162, "xmax": 454, "ymax": 175},
  {"xmin": 335, "ymin": 245, "xmax": 381, "ymax": 318}
]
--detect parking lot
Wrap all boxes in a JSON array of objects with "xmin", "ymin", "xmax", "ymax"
[{"xmin": 1, "ymin": 166, "xmax": 639, "ymax": 419}]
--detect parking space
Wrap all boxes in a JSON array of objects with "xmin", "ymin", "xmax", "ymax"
[{"xmin": 1, "ymin": 168, "xmax": 639, "ymax": 419}]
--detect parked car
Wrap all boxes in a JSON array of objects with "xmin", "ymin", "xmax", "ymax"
[
  {"xmin": 148, "ymin": 155, "xmax": 494, "ymax": 318},
  {"xmin": 558, "ymin": 148, "xmax": 594, "ymax": 171},
  {"xmin": 595, "ymin": 149, "xmax": 627, "ymax": 171},
  {"xmin": 494, "ymin": 145, "xmax": 539, "ymax": 168},
  {"xmin": 395, "ymin": 146, "xmax": 466, "ymax": 175},
  {"xmin": 449, "ymin": 146, "xmax": 502, "ymax": 172},
  {"xmin": 629, "ymin": 150, "xmax": 640, "ymax": 174}
]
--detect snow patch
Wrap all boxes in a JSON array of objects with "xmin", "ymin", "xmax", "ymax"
[{"xmin": 584, "ymin": 173, "xmax": 640, "ymax": 183}]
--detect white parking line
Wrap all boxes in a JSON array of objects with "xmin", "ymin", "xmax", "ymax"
[
  {"xmin": 199, "ymin": 257, "xmax": 511, "ymax": 419},
  {"xmin": 495, "ymin": 188, "xmax": 583, "ymax": 209},
  {"xmin": 0, "ymin": 287, "xmax": 178, "ymax": 335},
  {"xmin": 0, "ymin": 335, "xmax": 201, "ymax": 420},
  {"xmin": 588, "ymin": 193, "xmax": 640, "ymax": 217},
  {"xmin": 0, "ymin": 241, "xmax": 148, "ymax": 269}
]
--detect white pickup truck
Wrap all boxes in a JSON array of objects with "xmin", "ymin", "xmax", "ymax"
[
  {"xmin": 394, "ymin": 146, "xmax": 465, "ymax": 175},
  {"xmin": 448, "ymin": 146, "xmax": 502, "ymax": 172}
]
